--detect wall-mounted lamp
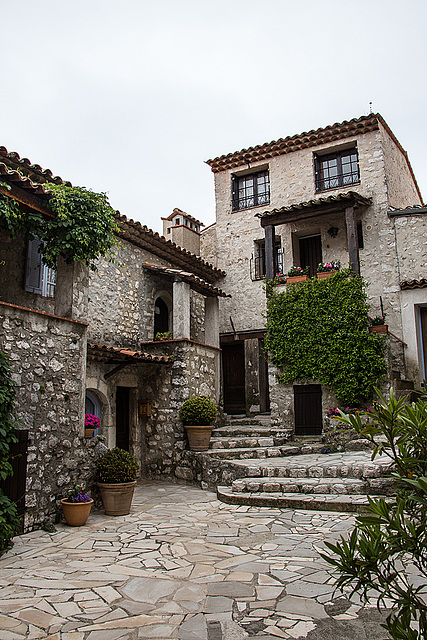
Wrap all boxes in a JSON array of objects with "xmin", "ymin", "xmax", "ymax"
[{"xmin": 139, "ymin": 401, "xmax": 152, "ymax": 417}]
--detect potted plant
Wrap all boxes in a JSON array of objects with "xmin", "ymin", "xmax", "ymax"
[
  {"xmin": 85, "ymin": 413, "xmax": 100, "ymax": 438},
  {"xmin": 96, "ymin": 447, "xmax": 139, "ymax": 516},
  {"xmin": 180, "ymin": 395, "xmax": 218, "ymax": 451},
  {"xmin": 286, "ymin": 266, "xmax": 309, "ymax": 283},
  {"xmin": 316, "ymin": 260, "xmax": 341, "ymax": 279},
  {"xmin": 370, "ymin": 315, "xmax": 388, "ymax": 334},
  {"xmin": 61, "ymin": 483, "xmax": 93, "ymax": 527}
]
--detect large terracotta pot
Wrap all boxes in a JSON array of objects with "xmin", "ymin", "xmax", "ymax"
[
  {"xmin": 61, "ymin": 499, "xmax": 93, "ymax": 526},
  {"xmin": 97, "ymin": 481, "xmax": 137, "ymax": 516},
  {"xmin": 317, "ymin": 271, "xmax": 338, "ymax": 280},
  {"xmin": 184, "ymin": 425, "xmax": 213, "ymax": 452},
  {"xmin": 286, "ymin": 275, "xmax": 308, "ymax": 284},
  {"xmin": 370, "ymin": 324, "xmax": 388, "ymax": 334}
]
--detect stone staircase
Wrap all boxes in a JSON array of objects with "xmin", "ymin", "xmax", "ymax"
[{"xmin": 199, "ymin": 414, "xmax": 396, "ymax": 513}]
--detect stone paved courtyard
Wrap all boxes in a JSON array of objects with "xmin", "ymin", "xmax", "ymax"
[{"xmin": 0, "ymin": 481, "xmax": 390, "ymax": 640}]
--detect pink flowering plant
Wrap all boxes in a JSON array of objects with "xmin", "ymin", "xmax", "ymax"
[
  {"xmin": 327, "ymin": 407, "xmax": 371, "ymax": 418},
  {"xmin": 276, "ymin": 271, "xmax": 287, "ymax": 283},
  {"xmin": 65, "ymin": 483, "xmax": 92, "ymax": 503},
  {"xmin": 287, "ymin": 265, "xmax": 309, "ymax": 277},
  {"xmin": 317, "ymin": 260, "xmax": 341, "ymax": 273},
  {"xmin": 85, "ymin": 413, "xmax": 100, "ymax": 430}
]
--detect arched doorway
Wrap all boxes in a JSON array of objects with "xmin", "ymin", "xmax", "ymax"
[{"xmin": 154, "ymin": 296, "xmax": 169, "ymax": 338}]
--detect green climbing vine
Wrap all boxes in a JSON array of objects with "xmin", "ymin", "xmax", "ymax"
[
  {"xmin": 0, "ymin": 182, "xmax": 119, "ymax": 270},
  {"xmin": 265, "ymin": 269, "xmax": 387, "ymax": 405},
  {"xmin": 0, "ymin": 352, "xmax": 20, "ymax": 553}
]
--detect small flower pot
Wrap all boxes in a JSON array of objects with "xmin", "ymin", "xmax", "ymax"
[
  {"xmin": 370, "ymin": 324, "xmax": 388, "ymax": 334},
  {"xmin": 286, "ymin": 275, "xmax": 308, "ymax": 284},
  {"xmin": 85, "ymin": 428, "xmax": 95, "ymax": 438},
  {"xmin": 317, "ymin": 271, "xmax": 338, "ymax": 280},
  {"xmin": 184, "ymin": 425, "xmax": 213, "ymax": 451},
  {"xmin": 97, "ymin": 481, "xmax": 137, "ymax": 516},
  {"xmin": 61, "ymin": 499, "xmax": 93, "ymax": 526}
]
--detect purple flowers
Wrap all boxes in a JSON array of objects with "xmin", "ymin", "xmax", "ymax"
[
  {"xmin": 65, "ymin": 483, "xmax": 92, "ymax": 503},
  {"xmin": 85, "ymin": 413, "xmax": 100, "ymax": 429},
  {"xmin": 327, "ymin": 407, "xmax": 371, "ymax": 417}
]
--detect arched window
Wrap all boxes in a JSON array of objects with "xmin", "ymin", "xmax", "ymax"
[
  {"xmin": 154, "ymin": 296, "xmax": 170, "ymax": 338},
  {"xmin": 85, "ymin": 390, "xmax": 101, "ymax": 436}
]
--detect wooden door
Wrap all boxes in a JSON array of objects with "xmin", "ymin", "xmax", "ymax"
[
  {"xmin": 0, "ymin": 429, "xmax": 28, "ymax": 533},
  {"xmin": 294, "ymin": 384, "xmax": 322, "ymax": 435},
  {"xmin": 299, "ymin": 235, "xmax": 322, "ymax": 277},
  {"xmin": 222, "ymin": 342, "xmax": 246, "ymax": 414},
  {"xmin": 116, "ymin": 387, "xmax": 130, "ymax": 450},
  {"xmin": 421, "ymin": 308, "xmax": 427, "ymax": 379},
  {"xmin": 259, "ymin": 339, "xmax": 270, "ymax": 413}
]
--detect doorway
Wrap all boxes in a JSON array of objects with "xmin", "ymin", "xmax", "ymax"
[
  {"xmin": 299, "ymin": 235, "xmax": 322, "ymax": 277},
  {"xmin": 222, "ymin": 342, "xmax": 246, "ymax": 414},
  {"xmin": 154, "ymin": 297, "xmax": 169, "ymax": 338},
  {"xmin": 294, "ymin": 384, "xmax": 323, "ymax": 435},
  {"xmin": 116, "ymin": 386, "xmax": 130, "ymax": 450}
]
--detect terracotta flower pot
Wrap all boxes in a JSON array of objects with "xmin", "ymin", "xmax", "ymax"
[
  {"xmin": 286, "ymin": 275, "xmax": 308, "ymax": 284},
  {"xmin": 61, "ymin": 499, "xmax": 93, "ymax": 526},
  {"xmin": 184, "ymin": 425, "xmax": 213, "ymax": 451},
  {"xmin": 97, "ymin": 481, "xmax": 137, "ymax": 516},
  {"xmin": 317, "ymin": 270, "xmax": 338, "ymax": 279},
  {"xmin": 370, "ymin": 324, "xmax": 388, "ymax": 334},
  {"xmin": 85, "ymin": 428, "xmax": 95, "ymax": 438}
]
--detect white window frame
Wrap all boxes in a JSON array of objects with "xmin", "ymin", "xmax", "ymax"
[{"xmin": 25, "ymin": 237, "xmax": 56, "ymax": 297}]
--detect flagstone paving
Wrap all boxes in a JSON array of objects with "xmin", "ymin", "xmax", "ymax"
[{"xmin": 0, "ymin": 482, "xmax": 392, "ymax": 639}]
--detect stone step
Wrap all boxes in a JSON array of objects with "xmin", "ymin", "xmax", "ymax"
[
  {"xmin": 212, "ymin": 426, "xmax": 288, "ymax": 438},
  {"xmin": 217, "ymin": 486, "xmax": 389, "ymax": 514},
  {"xmin": 225, "ymin": 415, "xmax": 272, "ymax": 426},
  {"xmin": 210, "ymin": 435, "xmax": 289, "ymax": 450},
  {"xmin": 203, "ymin": 446, "xmax": 291, "ymax": 460},
  {"xmin": 231, "ymin": 475, "xmax": 395, "ymax": 496}
]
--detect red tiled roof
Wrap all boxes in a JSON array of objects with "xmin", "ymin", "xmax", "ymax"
[
  {"xmin": 162, "ymin": 208, "xmax": 204, "ymax": 226},
  {"xmin": 142, "ymin": 263, "xmax": 229, "ymax": 297},
  {"xmin": 206, "ymin": 114, "xmax": 381, "ymax": 173},
  {"xmin": 400, "ymin": 279, "xmax": 427, "ymax": 290},
  {"xmin": 87, "ymin": 343, "xmax": 171, "ymax": 363},
  {"xmin": 0, "ymin": 146, "xmax": 67, "ymax": 185}
]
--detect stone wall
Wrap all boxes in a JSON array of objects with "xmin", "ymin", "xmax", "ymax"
[
  {"xmin": 0, "ymin": 302, "xmax": 103, "ymax": 531},
  {"xmin": 379, "ymin": 122, "xmax": 422, "ymax": 209}
]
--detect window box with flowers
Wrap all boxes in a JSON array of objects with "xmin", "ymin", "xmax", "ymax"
[
  {"xmin": 316, "ymin": 260, "xmax": 341, "ymax": 279},
  {"xmin": 369, "ymin": 316, "xmax": 388, "ymax": 334},
  {"xmin": 286, "ymin": 266, "xmax": 309, "ymax": 284},
  {"xmin": 85, "ymin": 413, "xmax": 100, "ymax": 438}
]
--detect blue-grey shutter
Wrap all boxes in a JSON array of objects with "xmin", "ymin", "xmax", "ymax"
[{"xmin": 25, "ymin": 238, "xmax": 43, "ymax": 294}]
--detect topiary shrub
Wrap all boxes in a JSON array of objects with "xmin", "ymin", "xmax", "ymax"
[
  {"xmin": 179, "ymin": 396, "xmax": 217, "ymax": 426},
  {"xmin": 96, "ymin": 448, "xmax": 139, "ymax": 484}
]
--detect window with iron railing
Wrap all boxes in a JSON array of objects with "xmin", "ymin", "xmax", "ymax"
[
  {"xmin": 250, "ymin": 242, "xmax": 283, "ymax": 280},
  {"xmin": 314, "ymin": 148, "xmax": 360, "ymax": 192},
  {"xmin": 232, "ymin": 170, "xmax": 270, "ymax": 211}
]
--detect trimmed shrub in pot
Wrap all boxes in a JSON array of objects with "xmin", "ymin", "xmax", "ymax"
[
  {"xmin": 96, "ymin": 447, "xmax": 139, "ymax": 516},
  {"xmin": 179, "ymin": 396, "xmax": 218, "ymax": 451}
]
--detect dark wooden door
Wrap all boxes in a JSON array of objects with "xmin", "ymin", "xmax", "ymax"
[
  {"xmin": 299, "ymin": 235, "xmax": 322, "ymax": 277},
  {"xmin": 259, "ymin": 339, "xmax": 270, "ymax": 413},
  {"xmin": 222, "ymin": 342, "xmax": 246, "ymax": 414},
  {"xmin": 0, "ymin": 429, "xmax": 28, "ymax": 533},
  {"xmin": 294, "ymin": 385, "xmax": 322, "ymax": 435},
  {"xmin": 116, "ymin": 387, "xmax": 130, "ymax": 450},
  {"xmin": 421, "ymin": 307, "xmax": 427, "ymax": 379}
]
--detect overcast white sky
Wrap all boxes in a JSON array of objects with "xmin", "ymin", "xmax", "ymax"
[{"xmin": 2, "ymin": 0, "xmax": 426, "ymax": 233}]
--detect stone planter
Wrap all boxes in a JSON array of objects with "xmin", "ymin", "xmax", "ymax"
[
  {"xmin": 317, "ymin": 271, "xmax": 338, "ymax": 280},
  {"xmin": 61, "ymin": 499, "xmax": 93, "ymax": 526},
  {"xmin": 184, "ymin": 425, "xmax": 213, "ymax": 451},
  {"xmin": 286, "ymin": 275, "xmax": 308, "ymax": 284},
  {"xmin": 369, "ymin": 324, "xmax": 388, "ymax": 334},
  {"xmin": 97, "ymin": 481, "xmax": 137, "ymax": 516}
]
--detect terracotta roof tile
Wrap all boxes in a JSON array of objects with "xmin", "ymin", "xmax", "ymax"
[
  {"xmin": 400, "ymin": 279, "xmax": 427, "ymax": 290},
  {"xmin": 142, "ymin": 263, "xmax": 230, "ymax": 297},
  {"xmin": 162, "ymin": 208, "xmax": 204, "ymax": 226},
  {"xmin": 0, "ymin": 146, "xmax": 67, "ymax": 185},
  {"xmin": 206, "ymin": 114, "xmax": 380, "ymax": 173},
  {"xmin": 87, "ymin": 343, "xmax": 171, "ymax": 363},
  {"xmin": 257, "ymin": 191, "xmax": 372, "ymax": 221}
]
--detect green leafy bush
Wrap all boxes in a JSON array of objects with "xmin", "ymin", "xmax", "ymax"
[
  {"xmin": 322, "ymin": 390, "xmax": 427, "ymax": 639},
  {"xmin": 180, "ymin": 396, "xmax": 217, "ymax": 426},
  {"xmin": 0, "ymin": 181, "xmax": 118, "ymax": 270},
  {"xmin": 265, "ymin": 269, "xmax": 387, "ymax": 405},
  {"xmin": 96, "ymin": 448, "xmax": 139, "ymax": 483},
  {"xmin": 0, "ymin": 352, "xmax": 21, "ymax": 552}
]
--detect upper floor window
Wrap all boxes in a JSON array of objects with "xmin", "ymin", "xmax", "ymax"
[
  {"xmin": 251, "ymin": 239, "xmax": 282, "ymax": 280},
  {"xmin": 232, "ymin": 170, "xmax": 270, "ymax": 211},
  {"xmin": 314, "ymin": 148, "xmax": 360, "ymax": 192},
  {"xmin": 25, "ymin": 237, "xmax": 56, "ymax": 298}
]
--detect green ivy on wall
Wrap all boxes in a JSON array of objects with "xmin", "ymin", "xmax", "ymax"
[
  {"xmin": 0, "ymin": 182, "xmax": 119, "ymax": 270},
  {"xmin": 265, "ymin": 269, "xmax": 387, "ymax": 405}
]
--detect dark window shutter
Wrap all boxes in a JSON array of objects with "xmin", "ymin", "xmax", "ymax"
[{"xmin": 25, "ymin": 238, "xmax": 43, "ymax": 294}]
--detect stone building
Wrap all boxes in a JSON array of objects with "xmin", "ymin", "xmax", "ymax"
[
  {"xmin": 201, "ymin": 113, "xmax": 427, "ymax": 431},
  {"xmin": 0, "ymin": 146, "xmax": 225, "ymax": 531}
]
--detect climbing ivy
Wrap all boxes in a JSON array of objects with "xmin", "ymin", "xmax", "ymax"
[
  {"xmin": 0, "ymin": 182, "xmax": 119, "ymax": 270},
  {"xmin": 0, "ymin": 352, "xmax": 20, "ymax": 552},
  {"xmin": 265, "ymin": 269, "xmax": 387, "ymax": 405}
]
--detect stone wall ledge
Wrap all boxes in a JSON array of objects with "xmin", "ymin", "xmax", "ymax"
[
  {"xmin": 0, "ymin": 300, "xmax": 89, "ymax": 326},
  {"xmin": 140, "ymin": 338, "xmax": 222, "ymax": 352}
]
